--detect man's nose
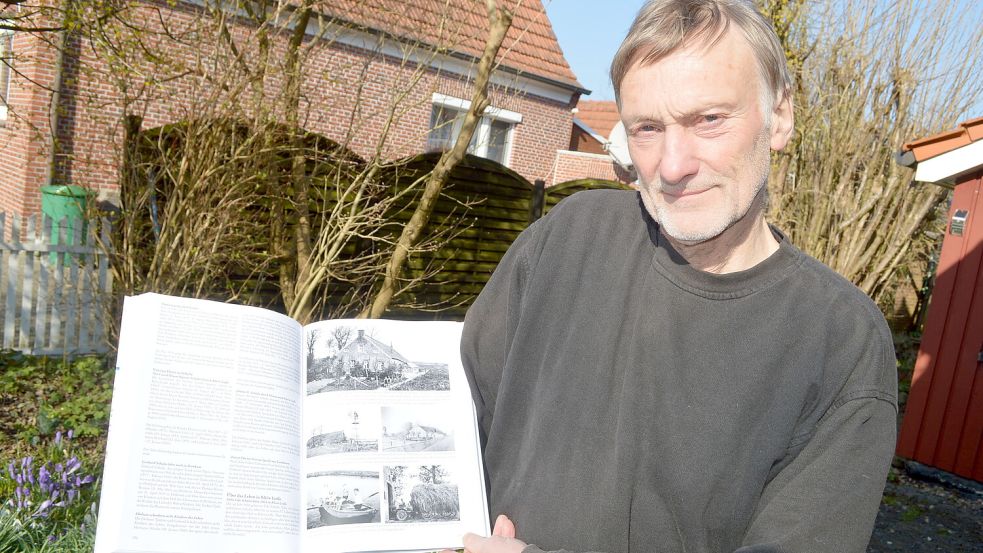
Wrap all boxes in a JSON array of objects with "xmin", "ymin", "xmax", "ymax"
[{"xmin": 659, "ymin": 127, "xmax": 699, "ymax": 185}]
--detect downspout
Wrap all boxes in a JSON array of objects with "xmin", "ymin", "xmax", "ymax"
[{"xmin": 44, "ymin": 0, "xmax": 71, "ymax": 189}]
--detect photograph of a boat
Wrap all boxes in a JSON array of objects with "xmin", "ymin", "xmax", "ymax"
[
  {"xmin": 310, "ymin": 491, "xmax": 382, "ymax": 527},
  {"xmin": 318, "ymin": 502, "xmax": 378, "ymax": 525}
]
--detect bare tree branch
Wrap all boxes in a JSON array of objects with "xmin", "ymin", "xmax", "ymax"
[{"xmin": 362, "ymin": 0, "xmax": 513, "ymax": 319}]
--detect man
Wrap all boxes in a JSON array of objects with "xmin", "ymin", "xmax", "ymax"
[{"xmin": 458, "ymin": 1, "xmax": 897, "ymax": 552}]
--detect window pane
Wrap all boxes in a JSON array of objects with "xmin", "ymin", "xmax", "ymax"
[
  {"xmin": 484, "ymin": 119, "xmax": 511, "ymax": 164},
  {"xmin": 467, "ymin": 122, "xmax": 479, "ymax": 154},
  {"xmin": 0, "ymin": 32, "xmax": 11, "ymax": 105},
  {"xmin": 427, "ymin": 105, "xmax": 459, "ymax": 152}
]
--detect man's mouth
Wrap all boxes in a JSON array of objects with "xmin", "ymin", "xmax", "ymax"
[{"xmin": 661, "ymin": 187, "xmax": 712, "ymax": 200}]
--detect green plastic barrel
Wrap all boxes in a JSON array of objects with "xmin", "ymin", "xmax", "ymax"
[{"xmin": 40, "ymin": 185, "xmax": 93, "ymax": 262}]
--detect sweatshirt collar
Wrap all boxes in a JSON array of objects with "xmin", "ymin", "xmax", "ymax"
[{"xmin": 642, "ymin": 200, "xmax": 803, "ymax": 299}]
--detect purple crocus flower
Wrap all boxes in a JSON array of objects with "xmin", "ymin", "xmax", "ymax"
[
  {"xmin": 35, "ymin": 499, "xmax": 52, "ymax": 517},
  {"xmin": 6, "ymin": 428, "xmax": 97, "ymax": 530}
]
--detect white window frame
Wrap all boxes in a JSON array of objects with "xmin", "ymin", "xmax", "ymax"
[
  {"xmin": 429, "ymin": 93, "xmax": 521, "ymax": 166},
  {"xmin": 0, "ymin": 26, "xmax": 12, "ymax": 121}
]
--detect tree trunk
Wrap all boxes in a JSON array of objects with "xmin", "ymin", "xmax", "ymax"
[
  {"xmin": 282, "ymin": 1, "xmax": 316, "ymax": 323},
  {"xmin": 362, "ymin": 0, "xmax": 513, "ymax": 319}
]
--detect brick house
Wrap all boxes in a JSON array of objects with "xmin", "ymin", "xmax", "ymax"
[
  {"xmin": 404, "ymin": 424, "xmax": 446, "ymax": 440},
  {"xmin": 553, "ymin": 99, "xmax": 635, "ymax": 186},
  {"xmin": 0, "ymin": 0, "xmax": 589, "ymax": 216},
  {"xmin": 336, "ymin": 329, "xmax": 411, "ymax": 378}
]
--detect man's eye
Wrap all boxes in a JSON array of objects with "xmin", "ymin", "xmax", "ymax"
[
  {"xmin": 634, "ymin": 123, "xmax": 662, "ymax": 134},
  {"xmin": 701, "ymin": 114, "xmax": 722, "ymax": 124}
]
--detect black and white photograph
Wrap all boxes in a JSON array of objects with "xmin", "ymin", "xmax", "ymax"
[
  {"xmin": 306, "ymin": 406, "xmax": 381, "ymax": 457},
  {"xmin": 306, "ymin": 325, "xmax": 451, "ymax": 394},
  {"xmin": 384, "ymin": 464, "xmax": 460, "ymax": 523},
  {"xmin": 306, "ymin": 470, "xmax": 382, "ymax": 528},
  {"xmin": 380, "ymin": 406, "xmax": 455, "ymax": 452}
]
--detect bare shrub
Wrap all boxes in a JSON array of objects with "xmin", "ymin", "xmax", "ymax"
[{"xmin": 761, "ymin": 0, "xmax": 981, "ymax": 316}]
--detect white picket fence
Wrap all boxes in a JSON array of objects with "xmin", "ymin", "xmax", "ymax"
[{"xmin": 0, "ymin": 213, "xmax": 113, "ymax": 355}]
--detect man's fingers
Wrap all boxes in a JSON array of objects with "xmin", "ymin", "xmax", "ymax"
[{"xmin": 492, "ymin": 514, "xmax": 516, "ymax": 538}]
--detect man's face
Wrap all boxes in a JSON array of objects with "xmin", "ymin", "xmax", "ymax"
[{"xmin": 619, "ymin": 29, "xmax": 792, "ymax": 244}]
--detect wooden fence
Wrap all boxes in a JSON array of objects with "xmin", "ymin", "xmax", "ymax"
[
  {"xmin": 376, "ymin": 154, "xmax": 633, "ymax": 319},
  {"xmin": 131, "ymin": 120, "xmax": 633, "ymax": 320},
  {"xmin": 0, "ymin": 213, "xmax": 113, "ymax": 355},
  {"xmin": 0, "ymin": 172, "xmax": 629, "ymax": 352}
]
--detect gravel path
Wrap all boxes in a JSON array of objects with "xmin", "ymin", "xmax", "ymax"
[{"xmin": 868, "ymin": 465, "xmax": 983, "ymax": 552}]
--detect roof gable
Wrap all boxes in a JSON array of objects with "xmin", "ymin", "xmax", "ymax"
[
  {"xmin": 338, "ymin": 332, "xmax": 411, "ymax": 364},
  {"xmin": 576, "ymin": 100, "xmax": 620, "ymax": 138},
  {"xmin": 319, "ymin": 0, "xmax": 583, "ymax": 90}
]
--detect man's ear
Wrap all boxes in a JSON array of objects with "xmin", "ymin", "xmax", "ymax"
[{"xmin": 769, "ymin": 92, "xmax": 794, "ymax": 151}]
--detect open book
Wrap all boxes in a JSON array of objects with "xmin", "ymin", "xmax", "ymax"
[{"xmin": 94, "ymin": 293, "xmax": 489, "ymax": 553}]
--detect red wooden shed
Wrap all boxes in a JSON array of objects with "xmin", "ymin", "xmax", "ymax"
[{"xmin": 896, "ymin": 116, "xmax": 983, "ymax": 482}]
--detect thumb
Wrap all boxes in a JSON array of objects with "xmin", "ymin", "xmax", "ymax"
[
  {"xmin": 492, "ymin": 514, "xmax": 516, "ymax": 538},
  {"xmin": 463, "ymin": 532, "xmax": 486, "ymax": 552}
]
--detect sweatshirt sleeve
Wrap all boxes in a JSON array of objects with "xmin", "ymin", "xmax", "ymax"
[
  {"xmin": 734, "ymin": 394, "xmax": 897, "ymax": 552},
  {"xmin": 734, "ymin": 296, "xmax": 898, "ymax": 553},
  {"xmin": 461, "ymin": 223, "xmax": 537, "ymax": 447},
  {"xmin": 516, "ymin": 394, "xmax": 895, "ymax": 553}
]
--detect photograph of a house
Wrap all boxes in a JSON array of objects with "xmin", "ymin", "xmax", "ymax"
[
  {"xmin": 307, "ymin": 327, "xmax": 450, "ymax": 393},
  {"xmin": 380, "ymin": 406, "xmax": 455, "ymax": 452}
]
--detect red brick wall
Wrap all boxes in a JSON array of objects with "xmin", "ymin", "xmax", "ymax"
[
  {"xmin": 0, "ymin": 1, "xmax": 577, "ymax": 215},
  {"xmin": 0, "ymin": 29, "xmax": 60, "ymax": 216},
  {"xmin": 551, "ymin": 150, "xmax": 635, "ymax": 186}
]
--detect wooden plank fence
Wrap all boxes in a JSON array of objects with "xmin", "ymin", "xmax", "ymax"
[
  {"xmin": 372, "ymin": 155, "xmax": 633, "ymax": 320},
  {"xmin": 0, "ymin": 213, "xmax": 113, "ymax": 355}
]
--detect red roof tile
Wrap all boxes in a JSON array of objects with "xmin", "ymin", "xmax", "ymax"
[
  {"xmin": 319, "ymin": 0, "xmax": 584, "ymax": 91},
  {"xmin": 576, "ymin": 100, "xmax": 620, "ymax": 138},
  {"xmin": 902, "ymin": 116, "xmax": 983, "ymax": 162}
]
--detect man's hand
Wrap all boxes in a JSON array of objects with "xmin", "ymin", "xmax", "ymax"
[{"xmin": 445, "ymin": 514, "xmax": 527, "ymax": 553}]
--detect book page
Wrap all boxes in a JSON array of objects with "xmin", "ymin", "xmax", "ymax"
[
  {"xmin": 301, "ymin": 320, "xmax": 489, "ymax": 553},
  {"xmin": 95, "ymin": 294, "xmax": 304, "ymax": 553}
]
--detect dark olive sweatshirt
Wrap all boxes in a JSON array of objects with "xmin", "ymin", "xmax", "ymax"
[{"xmin": 461, "ymin": 190, "xmax": 897, "ymax": 553}]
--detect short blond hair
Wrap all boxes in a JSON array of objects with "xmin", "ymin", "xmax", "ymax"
[{"xmin": 610, "ymin": 0, "xmax": 792, "ymax": 107}]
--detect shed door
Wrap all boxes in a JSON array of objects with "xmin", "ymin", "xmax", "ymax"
[{"xmin": 897, "ymin": 172, "xmax": 983, "ymax": 482}]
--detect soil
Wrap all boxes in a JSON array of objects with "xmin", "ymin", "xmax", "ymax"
[{"xmin": 868, "ymin": 466, "xmax": 983, "ymax": 552}]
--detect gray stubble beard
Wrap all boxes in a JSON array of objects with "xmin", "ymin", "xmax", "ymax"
[{"xmin": 639, "ymin": 129, "xmax": 773, "ymax": 246}]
